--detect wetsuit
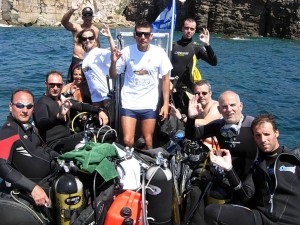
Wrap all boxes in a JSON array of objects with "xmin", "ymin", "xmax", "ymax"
[
  {"xmin": 205, "ymin": 146, "xmax": 300, "ymax": 225},
  {"xmin": 186, "ymin": 115, "xmax": 257, "ymax": 180},
  {"xmin": 183, "ymin": 115, "xmax": 257, "ymax": 225},
  {"xmin": 0, "ymin": 115, "xmax": 58, "ymax": 193},
  {"xmin": 171, "ymin": 37, "xmax": 217, "ymax": 92},
  {"xmin": 33, "ymin": 95, "xmax": 106, "ymax": 153},
  {"xmin": 171, "ymin": 37, "xmax": 217, "ymax": 112}
]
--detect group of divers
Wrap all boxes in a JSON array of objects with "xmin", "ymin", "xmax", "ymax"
[{"xmin": 0, "ymin": 4, "xmax": 300, "ymax": 225}]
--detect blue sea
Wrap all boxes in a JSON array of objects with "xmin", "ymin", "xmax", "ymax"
[{"xmin": 0, "ymin": 27, "xmax": 299, "ymax": 148}]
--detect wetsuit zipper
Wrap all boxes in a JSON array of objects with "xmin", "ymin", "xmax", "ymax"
[
  {"xmin": 268, "ymin": 156, "xmax": 279, "ymax": 214},
  {"xmin": 266, "ymin": 174, "xmax": 274, "ymax": 214}
]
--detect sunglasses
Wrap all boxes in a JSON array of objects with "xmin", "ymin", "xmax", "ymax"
[
  {"xmin": 12, "ymin": 102, "xmax": 34, "ymax": 109},
  {"xmin": 135, "ymin": 31, "xmax": 151, "ymax": 38},
  {"xmin": 195, "ymin": 91, "xmax": 208, "ymax": 96},
  {"xmin": 83, "ymin": 14, "xmax": 93, "ymax": 18},
  {"xmin": 81, "ymin": 36, "xmax": 95, "ymax": 42},
  {"xmin": 48, "ymin": 83, "xmax": 63, "ymax": 88}
]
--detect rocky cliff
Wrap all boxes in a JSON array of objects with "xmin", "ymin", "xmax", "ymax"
[
  {"xmin": 0, "ymin": 0, "xmax": 134, "ymax": 27},
  {"xmin": 1, "ymin": 0, "xmax": 299, "ymax": 40},
  {"xmin": 124, "ymin": 0, "xmax": 300, "ymax": 40}
]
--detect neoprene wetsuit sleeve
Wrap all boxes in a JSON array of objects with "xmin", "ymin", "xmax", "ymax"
[
  {"xmin": 196, "ymin": 45, "xmax": 217, "ymax": 66},
  {"xmin": 0, "ymin": 158, "xmax": 36, "ymax": 193},
  {"xmin": 226, "ymin": 167, "xmax": 255, "ymax": 202},
  {"xmin": 185, "ymin": 118, "xmax": 202, "ymax": 140},
  {"xmin": 33, "ymin": 97, "xmax": 62, "ymax": 130},
  {"xmin": 70, "ymin": 100, "xmax": 96, "ymax": 113},
  {"xmin": 70, "ymin": 100, "xmax": 108, "ymax": 115}
]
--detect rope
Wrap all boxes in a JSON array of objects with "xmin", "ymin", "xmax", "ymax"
[{"xmin": 10, "ymin": 190, "xmax": 47, "ymax": 224}]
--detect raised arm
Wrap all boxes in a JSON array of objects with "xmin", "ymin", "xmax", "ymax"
[
  {"xmin": 188, "ymin": 94, "xmax": 204, "ymax": 118},
  {"xmin": 100, "ymin": 24, "xmax": 116, "ymax": 51},
  {"xmin": 109, "ymin": 48, "xmax": 122, "ymax": 79},
  {"xmin": 210, "ymin": 148, "xmax": 255, "ymax": 202},
  {"xmin": 199, "ymin": 28, "xmax": 210, "ymax": 46},
  {"xmin": 209, "ymin": 148, "xmax": 233, "ymax": 170},
  {"xmin": 61, "ymin": 0, "xmax": 83, "ymax": 31},
  {"xmin": 196, "ymin": 28, "xmax": 217, "ymax": 66},
  {"xmin": 169, "ymin": 103, "xmax": 183, "ymax": 120}
]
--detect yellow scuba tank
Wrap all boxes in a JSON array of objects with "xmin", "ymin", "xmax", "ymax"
[{"xmin": 55, "ymin": 161, "xmax": 84, "ymax": 225}]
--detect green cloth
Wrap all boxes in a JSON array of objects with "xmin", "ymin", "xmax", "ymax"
[{"xmin": 58, "ymin": 142, "xmax": 119, "ymax": 181}]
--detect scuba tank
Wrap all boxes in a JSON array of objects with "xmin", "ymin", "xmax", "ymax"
[
  {"xmin": 116, "ymin": 146, "xmax": 141, "ymax": 190},
  {"xmin": 55, "ymin": 161, "xmax": 84, "ymax": 225},
  {"xmin": 146, "ymin": 152, "xmax": 173, "ymax": 225}
]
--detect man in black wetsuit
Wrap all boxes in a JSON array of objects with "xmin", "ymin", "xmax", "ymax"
[
  {"xmin": 183, "ymin": 90, "xmax": 257, "ymax": 224},
  {"xmin": 186, "ymin": 90, "xmax": 257, "ymax": 180},
  {"xmin": 0, "ymin": 89, "xmax": 57, "ymax": 206},
  {"xmin": 33, "ymin": 71, "xmax": 109, "ymax": 153},
  {"xmin": 171, "ymin": 18, "xmax": 217, "ymax": 113},
  {"xmin": 206, "ymin": 113, "xmax": 300, "ymax": 225}
]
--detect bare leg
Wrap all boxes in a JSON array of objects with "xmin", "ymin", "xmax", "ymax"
[
  {"xmin": 141, "ymin": 118, "xmax": 156, "ymax": 149},
  {"xmin": 121, "ymin": 116, "xmax": 137, "ymax": 147}
]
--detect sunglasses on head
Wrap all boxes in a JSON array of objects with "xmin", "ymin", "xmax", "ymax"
[
  {"xmin": 48, "ymin": 83, "xmax": 63, "ymax": 88},
  {"xmin": 12, "ymin": 102, "xmax": 34, "ymax": 109},
  {"xmin": 135, "ymin": 31, "xmax": 151, "ymax": 37},
  {"xmin": 195, "ymin": 91, "xmax": 208, "ymax": 96},
  {"xmin": 81, "ymin": 36, "xmax": 95, "ymax": 42}
]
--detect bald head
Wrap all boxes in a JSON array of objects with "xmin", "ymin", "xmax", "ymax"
[
  {"xmin": 218, "ymin": 90, "xmax": 243, "ymax": 124},
  {"xmin": 218, "ymin": 91, "xmax": 240, "ymax": 103}
]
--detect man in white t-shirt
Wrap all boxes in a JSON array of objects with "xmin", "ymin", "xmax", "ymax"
[{"xmin": 110, "ymin": 20, "xmax": 172, "ymax": 149}]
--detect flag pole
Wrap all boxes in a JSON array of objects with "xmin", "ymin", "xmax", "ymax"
[{"xmin": 169, "ymin": 0, "xmax": 176, "ymax": 58}]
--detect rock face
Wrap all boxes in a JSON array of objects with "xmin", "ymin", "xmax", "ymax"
[
  {"xmin": 0, "ymin": 0, "xmax": 134, "ymax": 27},
  {"xmin": 124, "ymin": 0, "xmax": 300, "ymax": 40},
  {"xmin": 1, "ymin": 0, "xmax": 299, "ymax": 40}
]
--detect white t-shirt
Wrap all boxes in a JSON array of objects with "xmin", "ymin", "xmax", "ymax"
[
  {"xmin": 82, "ymin": 47, "xmax": 111, "ymax": 103},
  {"xmin": 116, "ymin": 44, "xmax": 173, "ymax": 110}
]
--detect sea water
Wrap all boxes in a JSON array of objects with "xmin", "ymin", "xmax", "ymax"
[{"xmin": 0, "ymin": 27, "xmax": 299, "ymax": 148}]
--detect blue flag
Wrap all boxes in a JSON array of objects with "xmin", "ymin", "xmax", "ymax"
[{"xmin": 152, "ymin": 0, "xmax": 176, "ymax": 32}]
